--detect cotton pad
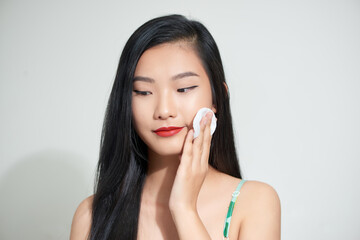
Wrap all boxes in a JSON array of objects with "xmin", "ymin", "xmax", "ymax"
[{"xmin": 193, "ymin": 107, "xmax": 217, "ymax": 139}]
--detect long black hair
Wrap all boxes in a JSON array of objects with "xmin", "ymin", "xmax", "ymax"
[{"xmin": 90, "ymin": 14, "xmax": 241, "ymax": 240}]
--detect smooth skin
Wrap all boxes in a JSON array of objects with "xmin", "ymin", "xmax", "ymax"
[{"xmin": 70, "ymin": 42, "xmax": 281, "ymax": 240}]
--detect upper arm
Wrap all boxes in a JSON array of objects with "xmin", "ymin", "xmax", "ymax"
[
  {"xmin": 238, "ymin": 181, "xmax": 281, "ymax": 240},
  {"xmin": 70, "ymin": 195, "xmax": 93, "ymax": 240}
]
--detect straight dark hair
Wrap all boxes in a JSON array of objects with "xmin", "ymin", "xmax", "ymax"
[{"xmin": 90, "ymin": 14, "xmax": 241, "ymax": 240}]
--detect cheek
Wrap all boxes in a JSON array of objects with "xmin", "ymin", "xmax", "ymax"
[
  {"xmin": 184, "ymin": 94, "xmax": 212, "ymax": 108},
  {"xmin": 132, "ymin": 99, "xmax": 150, "ymax": 132},
  {"xmin": 180, "ymin": 89, "xmax": 214, "ymax": 127}
]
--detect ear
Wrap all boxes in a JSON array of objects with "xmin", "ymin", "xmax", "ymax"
[
  {"xmin": 211, "ymin": 105, "xmax": 217, "ymax": 114},
  {"xmin": 211, "ymin": 82, "xmax": 228, "ymax": 114},
  {"xmin": 223, "ymin": 82, "xmax": 228, "ymax": 95}
]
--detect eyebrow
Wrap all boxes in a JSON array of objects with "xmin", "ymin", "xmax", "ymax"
[{"xmin": 133, "ymin": 71, "xmax": 199, "ymax": 83}]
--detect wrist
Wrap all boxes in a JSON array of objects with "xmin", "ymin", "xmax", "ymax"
[
  {"xmin": 169, "ymin": 202, "xmax": 197, "ymax": 216},
  {"xmin": 168, "ymin": 206, "xmax": 211, "ymax": 239}
]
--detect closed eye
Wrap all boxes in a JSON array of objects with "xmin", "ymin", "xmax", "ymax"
[
  {"xmin": 133, "ymin": 90, "xmax": 152, "ymax": 96},
  {"xmin": 177, "ymin": 86, "xmax": 198, "ymax": 93}
]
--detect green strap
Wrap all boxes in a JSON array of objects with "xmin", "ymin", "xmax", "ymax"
[{"xmin": 223, "ymin": 179, "xmax": 246, "ymax": 239}]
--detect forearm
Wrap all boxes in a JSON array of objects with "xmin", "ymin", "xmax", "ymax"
[
  {"xmin": 168, "ymin": 115, "xmax": 214, "ymax": 239},
  {"xmin": 170, "ymin": 207, "xmax": 211, "ymax": 240}
]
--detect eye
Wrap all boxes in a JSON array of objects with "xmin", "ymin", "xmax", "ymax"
[
  {"xmin": 177, "ymin": 85, "xmax": 198, "ymax": 93},
  {"xmin": 133, "ymin": 90, "xmax": 152, "ymax": 96}
]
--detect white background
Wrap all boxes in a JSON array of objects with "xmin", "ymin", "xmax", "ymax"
[{"xmin": 1, "ymin": 0, "xmax": 359, "ymax": 239}]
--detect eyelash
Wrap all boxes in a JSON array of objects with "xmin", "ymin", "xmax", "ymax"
[
  {"xmin": 133, "ymin": 90, "xmax": 151, "ymax": 96},
  {"xmin": 177, "ymin": 85, "xmax": 198, "ymax": 93},
  {"xmin": 133, "ymin": 86, "xmax": 198, "ymax": 95}
]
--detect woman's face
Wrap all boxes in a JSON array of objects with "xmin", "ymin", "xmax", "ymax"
[{"xmin": 132, "ymin": 42, "xmax": 216, "ymax": 156}]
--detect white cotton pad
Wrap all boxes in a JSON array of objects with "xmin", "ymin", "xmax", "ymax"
[{"xmin": 193, "ymin": 107, "xmax": 217, "ymax": 139}]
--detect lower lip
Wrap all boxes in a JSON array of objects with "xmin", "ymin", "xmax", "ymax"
[{"xmin": 154, "ymin": 128, "xmax": 183, "ymax": 137}]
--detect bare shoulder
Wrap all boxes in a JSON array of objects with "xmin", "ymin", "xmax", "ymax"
[
  {"xmin": 70, "ymin": 195, "xmax": 94, "ymax": 240},
  {"xmin": 237, "ymin": 180, "xmax": 281, "ymax": 240},
  {"xmin": 240, "ymin": 180, "xmax": 280, "ymax": 208}
]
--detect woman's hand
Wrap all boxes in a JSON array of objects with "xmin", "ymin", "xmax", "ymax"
[{"xmin": 169, "ymin": 111, "xmax": 213, "ymax": 213}]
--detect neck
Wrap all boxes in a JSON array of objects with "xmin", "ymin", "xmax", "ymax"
[
  {"xmin": 142, "ymin": 149, "xmax": 217, "ymax": 209},
  {"xmin": 142, "ymin": 150, "xmax": 180, "ymax": 208}
]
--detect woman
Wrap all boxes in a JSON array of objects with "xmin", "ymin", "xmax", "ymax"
[{"xmin": 70, "ymin": 14, "xmax": 280, "ymax": 240}]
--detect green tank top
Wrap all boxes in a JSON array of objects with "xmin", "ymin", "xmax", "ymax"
[{"xmin": 223, "ymin": 179, "xmax": 247, "ymax": 240}]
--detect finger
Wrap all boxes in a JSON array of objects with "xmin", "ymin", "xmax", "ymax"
[
  {"xmin": 193, "ymin": 115, "xmax": 206, "ymax": 148},
  {"xmin": 201, "ymin": 113, "xmax": 213, "ymax": 167},
  {"xmin": 192, "ymin": 115, "xmax": 207, "ymax": 167},
  {"xmin": 181, "ymin": 129, "xmax": 194, "ymax": 165}
]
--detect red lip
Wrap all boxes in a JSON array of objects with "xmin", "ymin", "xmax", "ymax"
[{"xmin": 153, "ymin": 126, "xmax": 184, "ymax": 137}]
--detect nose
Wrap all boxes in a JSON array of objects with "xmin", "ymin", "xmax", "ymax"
[{"xmin": 153, "ymin": 90, "xmax": 177, "ymax": 120}]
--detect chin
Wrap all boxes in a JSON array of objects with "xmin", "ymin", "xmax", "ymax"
[
  {"xmin": 146, "ymin": 138, "xmax": 185, "ymax": 157},
  {"xmin": 143, "ymin": 131, "xmax": 188, "ymax": 157},
  {"xmin": 150, "ymin": 145, "xmax": 183, "ymax": 157}
]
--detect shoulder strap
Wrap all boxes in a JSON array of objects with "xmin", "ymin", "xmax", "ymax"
[{"xmin": 223, "ymin": 179, "xmax": 247, "ymax": 239}]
